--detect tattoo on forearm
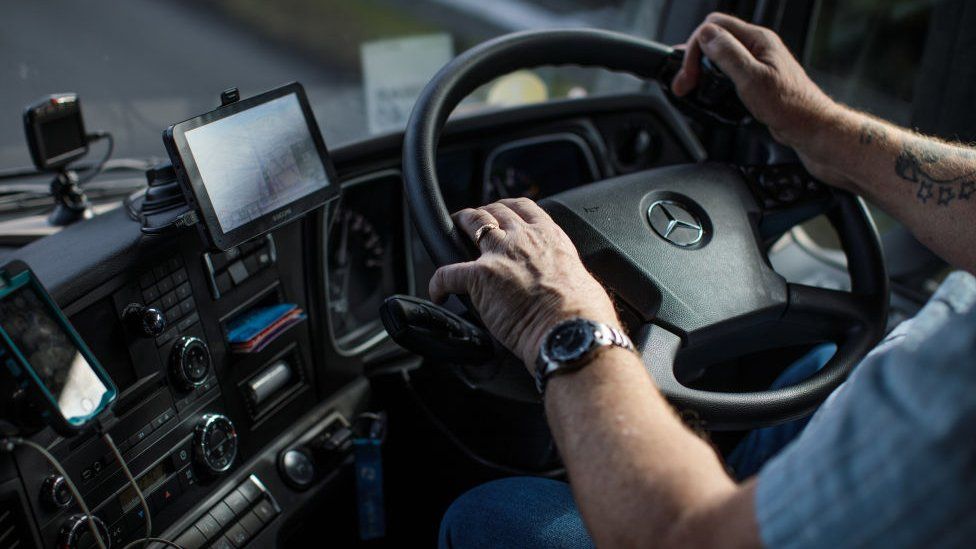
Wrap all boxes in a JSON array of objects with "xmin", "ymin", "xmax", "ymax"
[{"xmin": 893, "ymin": 139, "xmax": 976, "ymax": 206}]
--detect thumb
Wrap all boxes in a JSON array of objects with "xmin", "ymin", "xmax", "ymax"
[
  {"xmin": 429, "ymin": 261, "xmax": 478, "ymax": 304},
  {"xmin": 697, "ymin": 23, "xmax": 761, "ymax": 86}
]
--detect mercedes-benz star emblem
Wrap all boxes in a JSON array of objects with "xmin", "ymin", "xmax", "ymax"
[{"xmin": 647, "ymin": 200, "xmax": 705, "ymax": 247}]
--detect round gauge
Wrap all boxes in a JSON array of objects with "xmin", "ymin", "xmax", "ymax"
[
  {"xmin": 329, "ymin": 208, "xmax": 387, "ymax": 337},
  {"xmin": 327, "ymin": 174, "xmax": 405, "ymax": 351},
  {"xmin": 170, "ymin": 336, "xmax": 211, "ymax": 390},
  {"xmin": 194, "ymin": 414, "xmax": 237, "ymax": 474},
  {"xmin": 59, "ymin": 514, "xmax": 109, "ymax": 549}
]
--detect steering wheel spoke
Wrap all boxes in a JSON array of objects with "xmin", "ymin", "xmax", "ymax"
[{"xmin": 782, "ymin": 283, "xmax": 872, "ymax": 335}]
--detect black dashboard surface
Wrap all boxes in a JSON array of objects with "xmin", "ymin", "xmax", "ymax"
[{"xmin": 0, "ymin": 93, "xmax": 702, "ymax": 548}]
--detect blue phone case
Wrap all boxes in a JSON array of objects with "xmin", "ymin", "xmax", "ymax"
[{"xmin": 0, "ymin": 266, "xmax": 117, "ymax": 433}]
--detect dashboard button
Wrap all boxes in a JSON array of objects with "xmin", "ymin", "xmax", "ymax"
[
  {"xmin": 176, "ymin": 282, "xmax": 193, "ymax": 300},
  {"xmin": 194, "ymin": 513, "xmax": 222, "ymax": 540},
  {"xmin": 166, "ymin": 305, "xmax": 183, "ymax": 324},
  {"xmin": 127, "ymin": 424, "xmax": 152, "ymax": 447},
  {"xmin": 175, "ymin": 527, "xmax": 207, "ymax": 549},
  {"xmin": 161, "ymin": 291, "xmax": 179, "ymax": 309},
  {"xmin": 153, "ymin": 265, "xmax": 169, "ymax": 281},
  {"xmin": 173, "ymin": 267, "xmax": 189, "ymax": 284},
  {"xmin": 177, "ymin": 467, "xmax": 196, "ymax": 490},
  {"xmin": 242, "ymin": 254, "xmax": 260, "ymax": 274},
  {"xmin": 157, "ymin": 275, "xmax": 175, "ymax": 293},
  {"xmin": 252, "ymin": 499, "xmax": 277, "ymax": 523},
  {"xmin": 125, "ymin": 507, "xmax": 147, "ymax": 535},
  {"xmin": 227, "ymin": 261, "xmax": 249, "ymax": 285},
  {"xmin": 180, "ymin": 297, "xmax": 196, "ymax": 315},
  {"xmin": 236, "ymin": 479, "xmax": 261, "ymax": 503},
  {"xmin": 208, "ymin": 501, "xmax": 236, "ymax": 528},
  {"xmin": 158, "ymin": 477, "xmax": 182, "ymax": 507},
  {"xmin": 224, "ymin": 523, "xmax": 250, "ymax": 547},
  {"xmin": 222, "ymin": 489, "xmax": 248, "ymax": 515},
  {"xmin": 142, "ymin": 286, "xmax": 160, "ymax": 303},
  {"xmin": 172, "ymin": 444, "xmax": 192, "ymax": 468},
  {"xmin": 152, "ymin": 409, "xmax": 175, "ymax": 430},
  {"xmin": 210, "ymin": 536, "xmax": 235, "ymax": 549},
  {"xmin": 238, "ymin": 511, "xmax": 263, "ymax": 538}
]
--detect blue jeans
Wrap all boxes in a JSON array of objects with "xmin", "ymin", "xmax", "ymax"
[{"xmin": 439, "ymin": 344, "xmax": 835, "ymax": 549}]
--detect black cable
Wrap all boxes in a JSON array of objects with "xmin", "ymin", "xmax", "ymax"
[
  {"xmin": 139, "ymin": 209, "xmax": 199, "ymax": 236},
  {"xmin": 398, "ymin": 369, "xmax": 565, "ymax": 478},
  {"xmin": 76, "ymin": 132, "xmax": 114, "ymax": 186},
  {"xmin": 102, "ymin": 433, "xmax": 153, "ymax": 549},
  {"xmin": 0, "ymin": 437, "xmax": 108, "ymax": 549}
]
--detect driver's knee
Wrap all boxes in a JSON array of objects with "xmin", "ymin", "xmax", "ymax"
[{"xmin": 438, "ymin": 476, "xmax": 594, "ymax": 549}]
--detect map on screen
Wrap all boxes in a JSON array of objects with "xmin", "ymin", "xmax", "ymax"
[{"xmin": 185, "ymin": 94, "xmax": 329, "ymax": 233}]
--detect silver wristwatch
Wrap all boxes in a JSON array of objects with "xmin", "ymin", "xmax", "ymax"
[{"xmin": 535, "ymin": 317, "xmax": 635, "ymax": 393}]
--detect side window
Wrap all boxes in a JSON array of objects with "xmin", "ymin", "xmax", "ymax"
[
  {"xmin": 805, "ymin": 0, "xmax": 976, "ymax": 143},
  {"xmin": 804, "ymin": 0, "xmax": 935, "ymax": 126}
]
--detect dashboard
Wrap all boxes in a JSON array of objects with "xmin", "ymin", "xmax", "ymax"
[{"xmin": 0, "ymin": 92, "xmax": 700, "ymax": 548}]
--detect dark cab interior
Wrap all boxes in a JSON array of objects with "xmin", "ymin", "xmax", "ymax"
[{"xmin": 0, "ymin": 0, "xmax": 968, "ymax": 547}]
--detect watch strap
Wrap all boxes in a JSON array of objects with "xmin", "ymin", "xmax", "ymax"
[{"xmin": 534, "ymin": 319, "xmax": 635, "ymax": 393}]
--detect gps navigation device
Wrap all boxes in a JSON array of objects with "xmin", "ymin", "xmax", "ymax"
[{"xmin": 164, "ymin": 83, "xmax": 340, "ymax": 250}]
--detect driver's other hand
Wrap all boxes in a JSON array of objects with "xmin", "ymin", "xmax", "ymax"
[
  {"xmin": 429, "ymin": 198, "xmax": 619, "ymax": 368},
  {"xmin": 671, "ymin": 12, "xmax": 838, "ymax": 150}
]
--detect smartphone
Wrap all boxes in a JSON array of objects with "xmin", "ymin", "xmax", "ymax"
[{"xmin": 0, "ymin": 263, "xmax": 116, "ymax": 435}]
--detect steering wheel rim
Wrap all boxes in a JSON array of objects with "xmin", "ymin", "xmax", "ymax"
[{"xmin": 403, "ymin": 29, "xmax": 888, "ymax": 429}]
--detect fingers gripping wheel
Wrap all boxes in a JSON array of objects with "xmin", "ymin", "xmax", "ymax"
[
  {"xmin": 403, "ymin": 29, "xmax": 889, "ymax": 428},
  {"xmin": 659, "ymin": 50, "xmax": 751, "ymax": 123}
]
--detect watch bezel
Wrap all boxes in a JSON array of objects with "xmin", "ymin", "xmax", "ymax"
[{"xmin": 545, "ymin": 319, "xmax": 599, "ymax": 365}]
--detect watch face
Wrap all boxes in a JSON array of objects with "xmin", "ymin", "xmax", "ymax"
[{"xmin": 548, "ymin": 321, "xmax": 595, "ymax": 363}]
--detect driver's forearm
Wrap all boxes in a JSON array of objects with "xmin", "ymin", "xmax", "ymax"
[
  {"xmin": 544, "ymin": 347, "xmax": 759, "ymax": 548},
  {"xmin": 801, "ymin": 106, "xmax": 976, "ymax": 273}
]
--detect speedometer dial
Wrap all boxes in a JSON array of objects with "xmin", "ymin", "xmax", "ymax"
[{"xmin": 327, "ymin": 172, "xmax": 408, "ymax": 352}]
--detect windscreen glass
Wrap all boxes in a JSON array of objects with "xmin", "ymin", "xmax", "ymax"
[
  {"xmin": 184, "ymin": 93, "xmax": 330, "ymax": 233},
  {"xmin": 0, "ymin": 283, "xmax": 109, "ymax": 421}
]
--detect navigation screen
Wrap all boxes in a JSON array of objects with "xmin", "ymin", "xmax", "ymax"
[
  {"xmin": 0, "ymin": 283, "xmax": 109, "ymax": 421},
  {"xmin": 185, "ymin": 93, "xmax": 330, "ymax": 233}
]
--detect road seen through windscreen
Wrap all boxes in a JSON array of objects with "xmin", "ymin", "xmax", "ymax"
[{"xmin": 0, "ymin": 0, "xmax": 634, "ymax": 169}]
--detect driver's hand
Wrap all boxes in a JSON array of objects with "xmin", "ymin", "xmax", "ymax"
[
  {"xmin": 429, "ymin": 198, "xmax": 619, "ymax": 368},
  {"xmin": 671, "ymin": 12, "xmax": 839, "ymax": 152}
]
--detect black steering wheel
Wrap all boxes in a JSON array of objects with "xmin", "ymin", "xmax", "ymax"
[{"xmin": 403, "ymin": 29, "xmax": 888, "ymax": 429}]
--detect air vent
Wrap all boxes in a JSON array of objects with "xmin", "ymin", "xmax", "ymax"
[{"xmin": 0, "ymin": 488, "xmax": 35, "ymax": 549}]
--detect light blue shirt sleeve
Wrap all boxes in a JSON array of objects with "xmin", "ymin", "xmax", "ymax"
[{"xmin": 755, "ymin": 271, "xmax": 976, "ymax": 548}]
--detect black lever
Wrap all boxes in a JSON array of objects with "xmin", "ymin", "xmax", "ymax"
[
  {"xmin": 659, "ymin": 49, "xmax": 750, "ymax": 124},
  {"xmin": 380, "ymin": 295, "xmax": 495, "ymax": 363}
]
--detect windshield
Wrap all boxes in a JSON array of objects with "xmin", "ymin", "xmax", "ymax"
[{"xmin": 0, "ymin": 0, "xmax": 658, "ymax": 171}]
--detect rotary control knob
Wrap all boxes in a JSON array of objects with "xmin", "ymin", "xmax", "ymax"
[
  {"xmin": 195, "ymin": 414, "xmax": 237, "ymax": 475},
  {"xmin": 122, "ymin": 303, "xmax": 166, "ymax": 338},
  {"xmin": 41, "ymin": 474, "xmax": 73, "ymax": 510},
  {"xmin": 59, "ymin": 514, "xmax": 110, "ymax": 548},
  {"xmin": 170, "ymin": 336, "xmax": 211, "ymax": 390}
]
